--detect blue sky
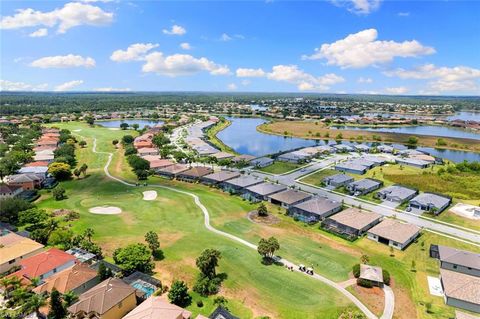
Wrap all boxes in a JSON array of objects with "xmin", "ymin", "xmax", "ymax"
[{"xmin": 1, "ymin": 0, "xmax": 479, "ymax": 95}]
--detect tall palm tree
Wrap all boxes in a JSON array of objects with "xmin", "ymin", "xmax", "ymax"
[
  {"xmin": 22, "ymin": 294, "xmax": 47, "ymax": 318},
  {"xmin": 83, "ymin": 228, "xmax": 94, "ymax": 243},
  {"xmin": 63, "ymin": 290, "xmax": 78, "ymax": 306}
]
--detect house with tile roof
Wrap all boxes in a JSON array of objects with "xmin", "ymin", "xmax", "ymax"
[
  {"xmin": 0, "ymin": 229, "xmax": 44, "ymax": 273},
  {"xmin": 268, "ymin": 189, "xmax": 312, "ymax": 208},
  {"xmin": 430, "ymin": 245, "xmax": 480, "ymax": 277},
  {"xmin": 122, "ymin": 297, "xmax": 192, "ymax": 319},
  {"xmin": 33, "ymin": 263, "xmax": 99, "ymax": 295},
  {"xmin": 0, "ymin": 184, "xmax": 23, "ymax": 199},
  {"xmin": 289, "ymin": 197, "xmax": 342, "ymax": 223},
  {"xmin": 10, "ymin": 248, "xmax": 76, "ymax": 284},
  {"xmin": 359, "ymin": 264, "xmax": 384, "ymax": 287},
  {"xmin": 68, "ymin": 277, "xmax": 137, "ymax": 319},
  {"xmin": 243, "ymin": 182, "xmax": 287, "ymax": 202},
  {"xmin": 223, "ymin": 175, "xmax": 263, "ymax": 194},
  {"xmin": 367, "ymin": 219, "xmax": 421, "ymax": 250},
  {"xmin": 176, "ymin": 166, "xmax": 214, "ymax": 182},
  {"xmin": 440, "ymin": 269, "xmax": 480, "ymax": 314},
  {"xmin": 322, "ymin": 208, "xmax": 382, "ymax": 240},
  {"xmin": 409, "ymin": 192, "xmax": 452, "ymax": 215},
  {"xmin": 201, "ymin": 170, "xmax": 241, "ymax": 186}
]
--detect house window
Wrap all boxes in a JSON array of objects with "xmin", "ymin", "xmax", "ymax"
[{"xmin": 8, "ymin": 259, "xmax": 16, "ymax": 264}]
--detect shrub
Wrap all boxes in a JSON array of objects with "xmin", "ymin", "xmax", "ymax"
[
  {"xmin": 196, "ymin": 300, "xmax": 203, "ymax": 308},
  {"xmin": 357, "ymin": 278, "xmax": 373, "ymax": 288},
  {"xmin": 352, "ymin": 264, "xmax": 360, "ymax": 278},
  {"xmin": 382, "ymin": 269, "xmax": 391, "ymax": 285}
]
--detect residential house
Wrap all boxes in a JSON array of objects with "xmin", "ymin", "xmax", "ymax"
[
  {"xmin": 122, "ymin": 297, "xmax": 192, "ymax": 319},
  {"xmin": 68, "ymin": 278, "xmax": 137, "ymax": 319},
  {"xmin": 332, "ymin": 144, "xmax": 354, "ymax": 153},
  {"xmin": 346, "ymin": 178, "xmax": 383, "ymax": 195},
  {"xmin": 156, "ymin": 164, "xmax": 189, "ymax": 179},
  {"xmin": 231, "ymin": 154, "xmax": 256, "ymax": 164},
  {"xmin": 277, "ymin": 151, "xmax": 310, "ymax": 163},
  {"xmin": 137, "ymin": 148, "xmax": 159, "ymax": 157},
  {"xmin": 377, "ymin": 145, "xmax": 395, "ymax": 153},
  {"xmin": 223, "ymin": 175, "xmax": 263, "ymax": 194},
  {"xmin": 24, "ymin": 161, "xmax": 50, "ymax": 168},
  {"xmin": 243, "ymin": 182, "xmax": 287, "ymax": 202},
  {"xmin": 323, "ymin": 174, "xmax": 354, "ymax": 187},
  {"xmin": 455, "ymin": 310, "xmax": 480, "ymax": 319},
  {"xmin": 359, "ymin": 264, "xmax": 384, "ymax": 287},
  {"xmin": 177, "ymin": 166, "xmax": 214, "ymax": 182},
  {"xmin": 6, "ymin": 173, "xmax": 45, "ymax": 190},
  {"xmin": 36, "ymin": 138, "xmax": 58, "ymax": 148},
  {"xmin": 209, "ymin": 307, "xmax": 240, "ymax": 319},
  {"xmin": 408, "ymin": 193, "xmax": 452, "ymax": 215},
  {"xmin": 18, "ymin": 166, "xmax": 49, "ymax": 176},
  {"xmin": 250, "ymin": 157, "xmax": 274, "ymax": 168},
  {"xmin": 440, "ymin": 269, "xmax": 480, "ymax": 314},
  {"xmin": 353, "ymin": 144, "xmax": 371, "ymax": 152},
  {"xmin": 335, "ymin": 161, "xmax": 368, "ymax": 175},
  {"xmin": 322, "ymin": 208, "xmax": 382, "ymax": 240},
  {"xmin": 288, "ymin": 197, "xmax": 342, "ymax": 223},
  {"xmin": 211, "ymin": 152, "xmax": 235, "ymax": 160},
  {"xmin": 201, "ymin": 171, "xmax": 241, "ymax": 186},
  {"xmin": 149, "ymin": 159, "xmax": 174, "ymax": 172},
  {"xmin": 10, "ymin": 248, "xmax": 77, "ymax": 284},
  {"xmin": 0, "ymin": 229, "xmax": 44, "ymax": 273},
  {"xmin": 396, "ymin": 158, "xmax": 431, "ymax": 169},
  {"xmin": 268, "ymin": 189, "xmax": 312, "ymax": 208},
  {"xmin": 376, "ymin": 185, "xmax": 418, "ymax": 203},
  {"xmin": 361, "ymin": 156, "xmax": 387, "ymax": 166},
  {"xmin": 367, "ymin": 219, "xmax": 421, "ymax": 250},
  {"xmin": 0, "ymin": 184, "xmax": 23, "ymax": 199},
  {"xmin": 66, "ymin": 247, "xmax": 97, "ymax": 264},
  {"xmin": 33, "ymin": 263, "xmax": 99, "ymax": 295},
  {"xmin": 430, "ymin": 245, "xmax": 480, "ymax": 277}
]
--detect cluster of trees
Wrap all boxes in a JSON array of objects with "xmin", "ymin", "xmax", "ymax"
[
  {"xmin": 0, "ymin": 276, "xmax": 78, "ymax": 319},
  {"xmin": 437, "ymin": 161, "xmax": 480, "ymax": 175},
  {"xmin": 0, "ymin": 123, "xmax": 42, "ymax": 178},
  {"xmin": 257, "ymin": 236, "xmax": 280, "ymax": 263},
  {"xmin": 126, "ymin": 154, "xmax": 150, "ymax": 180},
  {"xmin": 193, "ymin": 249, "xmax": 225, "ymax": 296}
]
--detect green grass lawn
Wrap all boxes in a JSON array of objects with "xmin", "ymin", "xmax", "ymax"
[
  {"xmin": 39, "ymin": 122, "xmax": 480, "ymax": 319},
  {"xmin": 257, "ymin": 161, "xmax": 304, "ymax": 175},
  {"xmin": 37, "ymin": 122, "xmax": 355, "ymax": 319},
  {"xmin": 299, "ymin": 169, "xmax": 337, "ymax": 186}
]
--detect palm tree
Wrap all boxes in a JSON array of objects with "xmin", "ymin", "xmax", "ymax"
[
  {"xmin": 0, "ymin": 276, "xmax": 22, "ymax": 297},
  {"xmin": 83, "ymin": 228, "xmax": 94, "ymax": 243},
  {"xmin": 22, "ymin": 294, "xmax": 47, "ymax": 318},
  {"xmin": 29, "ymin": 277, "xmax": 41, "ymax": 288}
]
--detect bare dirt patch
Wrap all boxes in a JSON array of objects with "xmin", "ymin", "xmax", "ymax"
[
  {"xmin": 247, "ymin": 210, "xmax": 281, "ymax": 225},
  {"xmin": 349, "ymin": 284, "xmax": 385, "ymax": 317},
  {"xmin": 89, "ymin": 206, "xmax": 122, "ymax": 215},
  {"xmin": 142, "ymin": 190, "xmax": 158, "ymax": 201},
  {"xmin": 450, "ymin": 203, "xmax": 480, "ymax": 220},
  {"xmin": 390, "ymin": 279, "xmax": 418, "ymax": 319}
]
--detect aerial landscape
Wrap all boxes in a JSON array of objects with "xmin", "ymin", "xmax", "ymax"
[{"xmin": 1, "ymin": 1, "xmax": 480, "ymax": 319}]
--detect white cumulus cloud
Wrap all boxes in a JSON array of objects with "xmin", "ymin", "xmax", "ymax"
[
  {"xmin": 237, "ymin": 64, "xmax": 344, "ymax": 91},
  {"xmin": 302, "ymin": 29, "xmax": 435, "ymax": 68},
  {"xmin": 0, "ymin": 2, "xmax": 113, "ymax": 34},
  {"xmin": 54, "ymin": 80, "xmax": 84, "ymax": 92},
  {"xmin": 30, "ymin": 54, "xmax": 96, "ymax": 68},
  {"xmin": 385, "ymin": 64, "xmax": 480, "ymax": 94},
  {"xmin": 0, "ymin": 79, "xmax": 48, "ymax": 91},
  {"xmin": 236, "ymin": 68, "xmax": 266, "ymax": 77},
  {"xmin": 330, "ymin": 0, "xmax": 382, "ymax": 14},
  {"xmin": 142, "ymin": 52, "xmax": 230, "ymax": 77},
  {"xmin": 29, "ymin": 28, "xmax": 48, "ymax": 37},
  {"xmin": 180, "ymin": 42, "xmax": 192, "ymax": 50},
  {"xmin": 357, "ymin": 77, "xmax": 373, "ymax": 83},
  {"xmin": 110, "ymin": 43, "xmax": 159, "ymax": 62},
  {"xmin": 227, "ymin": 83, "xmax": 237, "ymax": 90},
  {"xmin": 162, "ymin": 24, "xmax": 186, "ymax": 36}
]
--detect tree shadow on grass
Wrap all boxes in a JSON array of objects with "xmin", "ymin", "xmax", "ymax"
[{"xmin": 153, "ymin": 250, "xmax": 165, "ymax": 261}]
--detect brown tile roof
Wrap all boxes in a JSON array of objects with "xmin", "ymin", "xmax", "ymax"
[
  {"xmin": 203, "ymin": 171, "xmax": 240, "ymax": 182},
  {"xmin": 68, "ymin": 278, "xmax": 136, "ymax": 316},
  {"xmin": 179, "ymin": 166, "xmax": 213, "ymax": 178},
  {"xmin": 455, "ymin": 310, "xmax": 480, "ymax": 319},
  {"xmin": 268, "ymin": 189, "xmax": 311, "ymax": 205},
  {"xmin": 149, "ymin": 159, "xmax": 174, "ymax": 169},
  {"xmin": 327, "ymin": 208, "xmax": 381, "ymax": 230},
  {"xmin": 0, "ymin": 231, "xmax": 44, "ymax": 265},
  {"xmin": 368, "ymin": 219, "xmax": 420, "ymax": 244},
  {"xmin": 33, "ymin": 263, "xmax": 97, "ymax": 294},
  {"xmin": 158, "ymin": 164, "xmax": 189, "ymax": 175},
  {"xmin": 441, "ymin": 269, "xmax": 480, "ymax": 305},
  {"xmin": 122, "ymin": 297, "xmax": 191, "ymax": 319},
  {"xmin": 359, "ymin": 264, "xmax": 383, "ymax": 283}
]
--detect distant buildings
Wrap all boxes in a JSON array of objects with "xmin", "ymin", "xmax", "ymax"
[{"xmin": 0, "ymin": 229, "xmax": 44, "ymax": 273}]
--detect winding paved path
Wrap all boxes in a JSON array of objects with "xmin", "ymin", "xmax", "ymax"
[{"xmin": 91, "ymin": 138, "xmax": 381, "ymax": 319}]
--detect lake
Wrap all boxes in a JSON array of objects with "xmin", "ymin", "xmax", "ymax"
[
  {"xmin": 332, "ymin": 125, "xmax": 480, "ymax": 140},
  {"xmin": 346, "ymin": 111, "xmax": 480, "ymax": 121},
  {"xmin": 217, "ymin": 117, "xmax": 480, "ymax": 162},
  {"xmin": 95, "ymin": 119, "xmax": 163, "ymax": 129}
]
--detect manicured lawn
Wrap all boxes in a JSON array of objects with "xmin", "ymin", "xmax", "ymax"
[
  {"xmin": 39, "ymin": 122, "xmax": 480, "ymax": 319},
  {"xmin": 257, "ymin": 161, "xmax": 304, "ymax": 175},
  {"xmin": 299, "ymin": 169, "xmax": 337, "ymax": 186},
  {"xmin": 37, "ymin": 122, "xmax": 355, "ymax": 318}
]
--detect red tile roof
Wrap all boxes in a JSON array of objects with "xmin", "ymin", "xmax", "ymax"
[
  {"xmin": 25, "ymin": 161, "xmax": 50, "ymax": 167},
  {"xmin": 12, "ymin": 248, "xmax": 76, "ymax": 281}
]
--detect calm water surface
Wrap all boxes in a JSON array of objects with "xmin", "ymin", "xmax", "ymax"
[
  {"xmin": 95, "ymin": 119, "xmax": 163, "ymax": 129},
  {"xmin": 218, "ymin": 117, "xmax": 480, "ymax": 162}
]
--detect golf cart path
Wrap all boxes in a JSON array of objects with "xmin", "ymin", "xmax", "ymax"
[{"xmin": 92, "ymin": 138, "xmax": 386, "ymax": 319}]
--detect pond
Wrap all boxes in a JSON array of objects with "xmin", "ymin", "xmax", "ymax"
[
  {"xmin": 217, "ymin": 117, "xmax": 480, "ymax": 162},
  {"xmin": 95, "ymin": 119, "xmax": 163, "ymax": 129},
  {"xmin": 332, "ymin": 125, "xmax": 480, "ymax": 140}
]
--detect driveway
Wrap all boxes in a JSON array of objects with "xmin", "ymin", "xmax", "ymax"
[{"xmin": 381, "ymin": 200, "xmax": 400, "ymax": 209}]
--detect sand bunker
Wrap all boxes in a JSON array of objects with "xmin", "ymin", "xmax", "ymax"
[
  {"xmin": 73, "ymin": 129, "xmax": 82, "ymax": 132},
  {"xmin": 89, "ymin": 206, "xmax": 122, "ymax": 215},
  {"xmin": 143, "ymin": 190, "xmax": 157, "ymax": 201},
  {"xmin": 108, "ymin": 128, "xmax": 120, "ymax": 130},
  {"xmin": 450, "ymin": 203, "xmax": 480, "ymax": 220}
]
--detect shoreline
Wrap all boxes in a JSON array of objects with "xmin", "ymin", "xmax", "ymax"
[
  {"xmin": 205, "ymin": 118, "xmax": 238, "ymax": 155},
  {"xmin": 257, "ymin": 121, "xmax": 480, "ymax": 154}
]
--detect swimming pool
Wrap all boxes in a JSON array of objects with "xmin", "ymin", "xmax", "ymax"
[{"xmin": 131, "ymin": 279, "xmax": 156, "ymax": 297}]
